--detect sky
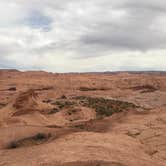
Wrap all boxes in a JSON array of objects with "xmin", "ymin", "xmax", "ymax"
[{"xmin": 0, "ymin": 0, "xmax": 166, "ymax": 72}]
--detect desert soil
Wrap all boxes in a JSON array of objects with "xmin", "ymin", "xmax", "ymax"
[{"xmin": 0, "ymin": 70, "xmax": 166, "ymax": 166}]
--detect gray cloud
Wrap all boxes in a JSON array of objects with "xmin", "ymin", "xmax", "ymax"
[
  {"xmin": 0, "ymin": 0, "xmax": 166, "ymax": 72},
  {"xmin": 79, "ymin": 0, "xmax": 166, "ymax": 53}
]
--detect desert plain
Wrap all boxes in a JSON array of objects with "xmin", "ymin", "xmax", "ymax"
[{"xmin": 0, "ymin": 70, "xmax": 166, "ymax": 166}]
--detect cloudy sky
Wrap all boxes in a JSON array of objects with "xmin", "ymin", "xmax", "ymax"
[{"xmin": 0, "ymin": 0, "xmax": 166, "ymax": 72}]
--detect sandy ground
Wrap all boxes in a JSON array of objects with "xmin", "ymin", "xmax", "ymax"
[{"xmin": 0, "ymin": 70, "xmax": 166, "ymax": 166}]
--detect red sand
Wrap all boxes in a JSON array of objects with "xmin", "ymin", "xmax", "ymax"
[{"xmin": 0, "ymin": 70, "xmax": 166, "ymax": 166}]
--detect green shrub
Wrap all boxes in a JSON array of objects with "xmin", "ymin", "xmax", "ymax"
[{"xmin": 75, "ymin": 96, "xmax": 137, "ymax": 118}]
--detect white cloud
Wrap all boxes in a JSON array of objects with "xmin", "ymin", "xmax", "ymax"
[{"xmin": 0, "ymin": 0, "xmax": 166, "ymax": 72}]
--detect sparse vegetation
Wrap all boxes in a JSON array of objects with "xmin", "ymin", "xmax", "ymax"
[
  {"xmin": 8, "ymin": 87, "xmax": 17, "ymax": 91},
  {"xmin": 43, "ymin": 99, "xmax": 52, "ymax": 103},
  {"xmin": 8, "ymin": 141, "xmax": 19, "ymax": 149},
  {"xmin": 35, "ymin": 86, "xmax": 54, "ymax": 91},
  {"xmin": 7, "ymin": 133, "xmax": 51, "ymax": 149},
  {"xmin": 34, "ymin": 133, "xmax": 47, "ymax": 140},
  {"xmin": 67, "ymin": 108, "xmax": 80, "ymax": 115},
  {"xmin": 79, "ymin": 87, "xmax": 110, "ymax": 91},
  {"xmin": 53, "ymin": 101, "xmax": 75, "ymax": 109},
  {"xmin": 79, "ymin": 87, "xmax": 98, "ymax": 91},
  {"xmin": 48, "ymin": 108, "xmax": 59, "ymax": 114},
  {"xmin": 75, "ymin": 96, "xmax": 137, "ymax": 118},
  {"xmin": 130, "ymin": 85, "xmax": 157, "ymax": 93},
  {"xmin": 73, "ymin": 124, "xmax": 85, "ymax": 130},
  {"xmin": 60, "ymin": 95, "xmax": 67, "ymax": 99}
]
